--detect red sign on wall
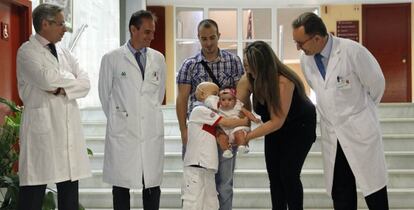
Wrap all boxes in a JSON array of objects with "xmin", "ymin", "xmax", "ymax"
[{"xmin": 336, "ymin": 21, "xmax": 359, "ymax": 42}]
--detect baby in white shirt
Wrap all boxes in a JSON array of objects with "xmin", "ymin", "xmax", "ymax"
[{"xmin": 215, "ymin": 88, "xmax": 260, "ymax": 158}]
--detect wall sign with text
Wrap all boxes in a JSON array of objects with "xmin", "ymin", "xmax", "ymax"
[{"xmin": 336, "ymin": 21, "xmax": 359, "ymax": 42}]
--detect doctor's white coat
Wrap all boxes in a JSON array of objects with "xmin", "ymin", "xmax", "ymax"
[
  {"xmin": 300, "ymin": 36, "xmax": 388, "ymax": 196},
  {"xmin": 17, "ymin": 35, "xmax": 91, "ymax": 186},
  {"xmin": 98, "ymin": 44, "xmax": 166, "ymax": 189}
]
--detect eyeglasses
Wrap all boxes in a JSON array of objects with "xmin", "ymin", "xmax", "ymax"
[
  {"xmin": 295, "ymin": 35, "xmax": 315, "ymax": 48},
  {"xmin": 48, "ymin": 20, "xmax": 66, "ymax": 28}
]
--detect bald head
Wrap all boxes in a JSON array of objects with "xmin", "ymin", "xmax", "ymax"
[{"xmin": 195, "ymin": 82, "xmax": 219, "ymax": 102}]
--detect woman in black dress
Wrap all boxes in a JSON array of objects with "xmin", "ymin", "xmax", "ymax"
[{"xmin": 237, "ymin": 41, "xmax": 317, "ymax": 210}]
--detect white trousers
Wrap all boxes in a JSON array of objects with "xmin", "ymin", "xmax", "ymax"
[{"xmin": 181, "ymin": 166, "xmax": 219, "ymax": 210}]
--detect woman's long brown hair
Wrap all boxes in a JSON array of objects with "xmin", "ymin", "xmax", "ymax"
[{"xmin": 244, "ymin": 41, "xmax": 309, "ymax": 115}]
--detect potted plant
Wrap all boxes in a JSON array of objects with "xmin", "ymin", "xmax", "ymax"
[
  {"xmin": 0, "ymin": 97, "xmax": 88, "ymax": 210},
  {"xmin": 0, "ymin": 97, "xmax": 22, "ymax": 210}
]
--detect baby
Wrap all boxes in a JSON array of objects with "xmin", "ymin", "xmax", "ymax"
[{"xmin": 215, "ymin": 88, "xmax": 260, "ymax": 158}]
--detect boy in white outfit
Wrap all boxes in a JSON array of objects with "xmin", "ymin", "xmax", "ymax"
[{"xmin": 182, "ymin": 82, "xmax": 249, "ymax": 210}]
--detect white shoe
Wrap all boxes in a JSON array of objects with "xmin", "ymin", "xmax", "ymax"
[
  {"xmin": 222, "ymin": 149, "xmax": 233, "ymax": 158},
  {"xmin": 238, "ymin": 145, "xmax": 250, "ymax": 154}
]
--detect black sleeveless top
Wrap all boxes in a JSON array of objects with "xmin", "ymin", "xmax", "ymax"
[{"xmin": 254, "ymin": 86, "xmax": 317, "ymax": 141}]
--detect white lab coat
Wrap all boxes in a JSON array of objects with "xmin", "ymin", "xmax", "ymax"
[
  {"xmin": 16, "ymin": 35, "xmax": 91, "ymax": 186},
  {"xmin": 98, "ymin": 44, "xmax": 166, "ymax": 189},
  {"xmin": 300, "ymin": 36, "xmax": 388, "ymax": 196}
]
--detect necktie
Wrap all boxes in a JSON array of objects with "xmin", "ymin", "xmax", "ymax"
[
  {"xmin": 314, "ymin": 53, "xmax": 325, "ymax": 79},
  {"xmin": 134, "ymin": 51, "xmax": 145, "ymax": 79},
  {"xmin": 47, "ymin": 43, "xmax": 58, "ymax": 61}
]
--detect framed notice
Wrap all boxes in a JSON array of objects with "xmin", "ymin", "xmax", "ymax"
[
  {"xmin": 336, "ymin": 21, "xmax": 359, "ymax": 42},
  {"xmin": 40, "ymin": 0, "xmax": 73, "ymax": 32}
]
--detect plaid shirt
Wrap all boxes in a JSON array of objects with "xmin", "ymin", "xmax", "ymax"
[{"xmin": 176, "ymin": 49, "xmax": 244, "ymax": 115}]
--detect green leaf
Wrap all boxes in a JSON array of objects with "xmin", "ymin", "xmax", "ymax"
[
  {"xmin": 0, "ymin": 97, "xmax": 22, "ymax": 113},
  {"xmin": 42, "ymin": 191, "xmax": 56, "ymax": 210},
  {"xmin": 87, "ymin": 148, "xmax": 93, "ymax": 156}
]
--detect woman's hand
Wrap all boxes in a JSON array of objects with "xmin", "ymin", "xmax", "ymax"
[{"xmin": 242, "ymin": 131, "xmax": 251, "ymax": 144}]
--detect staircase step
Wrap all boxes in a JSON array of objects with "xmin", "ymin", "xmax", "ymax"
[
  {"xmin": 79, "ymin": 169, "xmax": 414, "ymax": 189},
  {"xmin": 80, "ymin": 103, "xmax": 414, "ymax": 122},
  {"xmin": 87, "ymin": 209, "xmax": 411, "ymax": 210},
  {"xmin": 79, "ymin": 188, "xmax": 414, "ymax": 208},
  {"xmin": 378, "ymin": 103, "xmax": 414, "ymax": 118},
  {"xmin": 82, "ymin": 117, "xmax": 414, "ymax": 138},
  {"xmin": 85, "ymin": 133, "xmax": 414, "ymax": 153},
  {"xmin": 80, "ymin": 105, "xmax": 178, "ymax": 122},
  {"xmin": 89, "ymin": 151, "xmax": 414, "ymax": 171}
]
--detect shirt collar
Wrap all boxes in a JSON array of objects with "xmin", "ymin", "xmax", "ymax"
[
  {"xmin": 127, "ymin": 40, "xmax": 147, "ymax": 55},
  {"xmin": 193, "ymin": 101, "xmax": 204, "ymax": 107},
  {"xmin": 196, "ymin": 49, "xmax": 225, "ymax": 63},
  {"xmin": 319, "ymin": 34, "xmax": 333, "ymax": 59},
  {"xmin": 35, "ymin": 34, "xmax": 52, "ymax": 47}
]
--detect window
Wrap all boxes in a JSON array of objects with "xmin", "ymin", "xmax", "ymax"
[
  {"xmin": 242, "ymin": 9, "xmax": 271, "ymax": 40},
  {"xmin": 175, "ymin": 7, "xmax": 272, "ymax": 75},
  {"xmin": 175, "ymin": 8, "xmax": 203, "ymax": 71}
]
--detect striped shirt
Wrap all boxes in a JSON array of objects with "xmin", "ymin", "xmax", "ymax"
[{"xmin": 176, "ymin": 50, "xmax": 244, "ymax": 115}]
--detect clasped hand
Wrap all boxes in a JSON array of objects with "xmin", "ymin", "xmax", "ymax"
[{"xmin": 46, "ymin": 87, "xmax": 66, "ymax": 96}]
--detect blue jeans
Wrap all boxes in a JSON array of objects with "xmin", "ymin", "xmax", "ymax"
[{"xmin": 216, "ymin": 145, "xmax": 237, "ymax": 210}]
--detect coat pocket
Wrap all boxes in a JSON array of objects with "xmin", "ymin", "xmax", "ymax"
[
  {"xmin": 349, "ymin": 109, "xmax": 380, "ymax": 141},
  {"xmin": 28, "ymin": 108, "xmax": 51, "ymax": 134},
  {"xmin": 142, "ymin": 74, "xmax": 160, "ymax": 94},
  {"xmin": 109, "ymin": 111, "xmax": 128, "ymax": 135}
]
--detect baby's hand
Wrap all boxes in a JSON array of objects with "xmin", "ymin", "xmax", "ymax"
[
  {"xmin": 250, "ymin": 116, "xmax": 261, "ymax": 124},
  {"xmin": 241, "ymin": 116, "xmax": 249, "ymax": 126}
]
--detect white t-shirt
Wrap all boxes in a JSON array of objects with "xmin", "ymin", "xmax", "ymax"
[
  {"xmin": 219, "ymin": 99, "xmax": 244, "ymax": 119},
  {"xmin": 184, "ymin": 105, "xmax": 222, "ymax": 171}
]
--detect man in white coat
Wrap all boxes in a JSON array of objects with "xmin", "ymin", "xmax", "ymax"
[
  {"xmin": 98, "ymin": 10, "xmax": 166, "ymax": 210},
  {"xmin": 292, "ymin": 12, "xmax": 389, "ymax": 210},
  {"xmin": 16, "ymin": 3, "xmax": 91, "ymax": 210}
]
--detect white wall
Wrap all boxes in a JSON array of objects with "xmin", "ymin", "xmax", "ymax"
[
  {"xmin": 123, "ymin": 0, "xmax": 146, "ymax": 43},
  {"xmin": 32, "ymin": 0, "xmax": 120, "ymax": 108}
]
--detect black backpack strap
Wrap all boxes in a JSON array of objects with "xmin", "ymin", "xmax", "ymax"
[{"xmin": 200, "ymin": 60, "xmax": 221, "ymax": 88}]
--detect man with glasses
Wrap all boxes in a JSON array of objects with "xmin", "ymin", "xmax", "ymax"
[
  {"xmin": 292, "ymin": 12, "xmax": 389, "ymax": 210},
  {"xmin": 176, "ymin": 19, "xmax": 244, "ymax": 210},
  {"xmin": 16, "ymin": 3, "xmax": 91, "ymax": 210}
]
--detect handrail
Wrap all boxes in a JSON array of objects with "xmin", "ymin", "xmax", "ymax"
[{"xmin": 69, "ymin": 24, "xmax": 88, "ymax": 52}]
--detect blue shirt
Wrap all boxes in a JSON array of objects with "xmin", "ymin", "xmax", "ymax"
[
  {"xmin": 319, "ymin": 34, "xmax": 333, "ymax": 70},
  {"xmin": 127, "ymin": 40, "xmax": 147, "ymax": 70},
  {"xmin": 176, "ymin": 49, "xmax": 244, "ymax": 115}
]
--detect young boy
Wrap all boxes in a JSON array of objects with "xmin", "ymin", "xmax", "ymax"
[{"xmin": 182, "ymin": 82, "xmax": 249, "ymax": 210}]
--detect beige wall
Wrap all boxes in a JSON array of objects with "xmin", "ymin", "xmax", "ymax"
[
  {"xmin": 165, "ymin": 6, "xmax": 175, "ymax": 104},
  {"xmin": 320, "ymin": 4, "xmax": 362, "ymax": 43},
  {"xmin": 286, "ymin": 63, "xmax": 311, "ymax": 96}
]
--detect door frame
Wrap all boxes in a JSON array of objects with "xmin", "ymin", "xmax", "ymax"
[
  {"xmin": 0, "ymin": 0, "xmax": 31, "ymax": 121},
  {"xmin": 6, "ymin": 0, "xmax": 31, "ymax": 41}
]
